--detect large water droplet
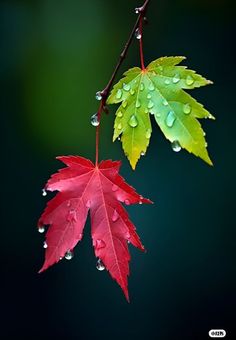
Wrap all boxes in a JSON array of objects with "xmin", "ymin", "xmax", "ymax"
[
  {"xmin": 43, "ymin": 241, "xmax": 48, "ymax": 249},
  {"xmin": 117, "ymin": 123, "xmax": 122, "ymax": 130},
  {"xmin": 162, "ymin": 99, "xmax": 168, "ymax": 106},
  {"xmin": 135, "ymin": 100, "xmax": 141, "ymax": 108},
  {"xmin": 148, "ymin": 100, "xmax": 154, "ymax": 109},
  {"xmin": 173, "ymin": 74, "xmax": 180, "ymax": 84},
  {"xmin": 112, "ymin": 209, "xmax": 119, "ymax": 222},
  {"xmin": 135, "ymin": 28, "xmax": 142, "ymax": 40},
  {"xmin": 42, "ymin": 189, "xmax": 47, "ymax": 197},
  {"xmin": 129, "ymin": 115, "xmax": 138, "ymax": 128},
  {"xmin": 145, "ymin": 129, "xmax": 151, "ymax": 139},
  {"xmin": 147, "ymin": 93, "xmax": 152, "ymax": 99},
  {"xmin": 140, "ymin": 82, "xmax": 145, "ymax": 91},
  {"xmin": 122, "ymin": 101, "xmax": 127, "ymax": 108},
  {"xmin": 95, "ymin": 239, "xmax": 106, "ymax": 249},
  {"xmin": 130, "ymin": 89, "xmax": 135, "ymax": 95},
  {"xmin": 38, "ymin": 226, "xmax": 45, "ymax": 233},
  {"xmin": 165, "ymin": 111, "xmax": 176, "ymax": 127},
  {"xmin": 95, "ymin": 91, "xmax": 102, "ymax": 101},
  {"xmin": 65, "ymin": 250, "xmax": 74, "ymax": 260},
  {"xmin": 183, "ymin": 103, "xmax": 191, "ymax": 114},
  {"xmin": 96, "ymin": 258, "xmax": 105, "ymax": 271},
  {"xmin": 123, "ymin": 83, "xmax": 130, "ymax": 91},
  {"xmin": 91, "ymin": 113, "xmax": 99, "ymax": 127},
  {"xmin": 116, "ymin": 89, "xmax": 123, "ymax": 99},
  {"xmin": 164, "ymin": 79, "xmax": 171, "ymax": 85},
  {"xmin": 148, "ymin": 83, "xmax": 155, "ymax": 91},
  {"xmin": 171, "ymin": 140, "xmax": 181, "ymax": 152},
  {"xmin": 186, "ymin": 75, "xmax": 194, "ymax": 86},
  {"xmin": 124, "ymin": 199, "xmax": 130, "ymax": 205},
  {"xmin": 117, "ymin": 111, "xmax": 123, "ymax": 118},
  {"xmin": 112, "ymin": 184, "xmax": 118, "ymax": 192}
]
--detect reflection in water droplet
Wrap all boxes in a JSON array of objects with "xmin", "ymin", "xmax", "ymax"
[
  {"xmin": 145, "ymin": 129, "xmax": 151, "ymax": 139},
  {"xmin": 112, "ymin": 184, "xmax": 118, "ymax": 192},
  {"xmin": 173, "ymin": 74, "xmax": 180, "ymax": 84},
  {"xmin": 116, "ymin": 89, "xmax": 123, "ymax": 99},
  {"xmin": 148, "ymin": 100, "xmax": 154, "ymax": 109},
  {"xmin": 91, "ymin": 113, "xmax": 99, "ymax": 127},
  {"xmin": 38, "ymin": 227, "xmax": 45, "ymax": 233},
  {"xmin": 148, "ymin": 83, "xmax": 155, "ymax": 91},
  {"xmin": 128, "ymin": 115, "xmax": 138, "ymax": 128},
  {"xmin": 95, "ymin": 91, "xmax": 102, "ymax": 101},
  {"xmin": 123, "ymin": 83, "xmax": 130, "ymax": 91},
  {"xmin": 183, "ymin": 103, "xmax": 191, "ymax": 114},
  {"xmin": 96, "ymin": 259, "xmax": 105, "ymax": 271},
  {"xmin": 186, "ymin": 75, "xmax": 194, "ymax": 86},
  {"xmin": 65, "ymin": 250, "xmax": 74, "ymax": 260},
  {"xmin": 112, "ymin": 209, "xmax": 119, "ymax": 222},
  {"xmin": 171, "ymin": 140, "xmax": 181, "ymax": 152},
  {"xmin": 42, "ymin": 189, "xmax": 47, "ymax": 197},
  {"xmin": 122, "ymin": 101, "xmax": 127, "ymax": 108},
  {"xmin": 43, "ymin": 241, "xmax": 48, "ymax": 249},
  {"xmin": 95, "ymin": 239, "xmax": 106, "ymax": 249},
  {"xmin": 135, "ymin": 28, "xmax": 142, "ymax": 40},
  {"xmin": 165, "ymin": 111, "xmax": 176, "ymax": 127},
  {"xmin": 140, "ymin": 82, "xmax": 145, "ymax": 91},
  {"xmin": 135, "ymin": 100, "xmax": 141, "ymax": 108},
  {"xmin": 117, "ymin": 111, "xmax": 123, "ymax": 118},
  {"xmin": 124, "ymin": 199, "xmax": 130, "ymax": 205},
  {"xmin": 164, "ymin": 79, "xmax": 171, "ymax": 85}
]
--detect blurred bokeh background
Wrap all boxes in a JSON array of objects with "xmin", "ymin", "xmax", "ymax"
[{"xmin": 1, "ymin": 0, "xmax": 235, "ymax": 339}]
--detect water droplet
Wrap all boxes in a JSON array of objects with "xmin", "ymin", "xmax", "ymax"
[
  {"xmin": 123, "ymin": 83, "xmax": 130, "ymax": 91},
  {"xmin": 117, "ymin": 123, "xmax": 122, "ymax": 130},
  {"xmin": 140, "ymin": 82, "xmax": 145, "ymax": 91},
  {"xmin": 118, "ymin": 137, "xmax": 121, "ymax": 141},
  {"xmin": 165, "ymin": 111, "xmax": 176, "ymax": 127},
  {"xmin": 128, "ymin": 115, "xmax": 138, "ymax": 128},
  {"xmin": 164, "ymin": 79, "xmax": 171, "ymax": 85},
  {"xmin": 135, "ymin": 100, "xmax": 141, "ymax": 108},
  {"xmin": 186, "ymin": 75, "xmax": 194, "ymax": 86},
  {"xmin": 147, "ymin": 93, "xmax": 152, "ymax": 99},
  {"xmin": 130, "ymin": 89, "xmax": 135, "ymax": 95},
  {"xmin": 42, "ymin": 189, "xmax": 47, "ymax": 197},
  {"xmin": 96, "ymin": 258, "xmax": 105, "ymax": 271},
  {"xmin": 116, "ymin": 89, "xmax": 123, "ymax": 99},
  {"xmin": 203, "ymin": 132, "xmax": 206, "ymax": 136},
  {"xmin": 117, "ymin": 111, "xmax": 123, "ymax": 118},
  {"xmin": 125, "ymin": 232, "xmax": 131, "ymax": 239},
  {"xmin": 135, "ymin": 8, "xmax": 139, "ymax": 14},
  {"xmin": 135, "ymin": 28, "xmax": 142, "ymax": 40},
  {"xmin": 95, "ymin": 91, "xmax": 102, "ymax": 101},
  {"xmin": 43, "ymin": 241, "xmax": 48, "ymax": 249},
  {"xmin": 65, "ymin": 250, "xmax": 74, "ymax": 260},
  {"xmin": 91, "ymin": 113, "xmax": 99, "ymax": 127},
  {"xmin": 171, "ymin": 140, "xmax": 181, "ymax": 152},
  {"xmin": 205, "ymin": 142, "xmax": 208, "ymax": 147},
  {"xmin": 148, "ymin": 100, "xmax": 154, "ymax": 109},
  {"xmin": 172, "ymin": 74, "xmax": 180, "ymax": 84},
  {"xmin": 141, "ymin": 151, "xmax": 145, "ymax": 156},
  {"xmin": 145, "ymin": 129, "xmax": 151, "ymax": 139},
  {"xmin": 139, "ymin": 200, "xmax": 143, "ymax": 205},
  {"xmin": 86, "ymin": 200, "xmax": 91, "ymax": 208},
  {"xmin": 148, "ymin": 83, "xmax": 155, "ymax": 91},
  {"xmin": 95, "ymin": 239, "xmax": 106, "ymax": 249},
  {"xmin": 38, "ymin": 226, "xmax": 45, "ymax": 233},
  {"xmin": 112, "ymin": 209, "xmax": 119, "ymax": 222},
  {"xmin": 144, "ymin": 108, "xmax": 149, "ymax": 114},
  {"xmin": 122, "ymin": 101, "xmax": 127, "ymax": 108},
  {"xmin": 162, "ymin": 99, "xmax": 168, "ymax": 106},
  {"xmin": 112, "ymin": 184, "xmax": 118, "ymax": 192},
  {"xmin": 59, "ymin": 256, "xmax": 63, "ymax": 260},
  {"xmin": 183, "ymin": 103, "xmax": 191, "ymax": 114},
  {"xmin": 124, "ymin": 199, "xmax": 130, "ymax": 205},
  {"xmin": 67, "ymin": 209, "xmax": 77, "ymax": 222}
]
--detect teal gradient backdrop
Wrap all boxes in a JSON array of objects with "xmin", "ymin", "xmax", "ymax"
[{"xmin": 1, "ymin": 0, "xmax": 235, "ymax": 339}]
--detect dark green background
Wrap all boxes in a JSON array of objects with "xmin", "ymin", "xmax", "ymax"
[{"xmin": 1, "ymin": 0, "xmax": 235, "ymax": 339}]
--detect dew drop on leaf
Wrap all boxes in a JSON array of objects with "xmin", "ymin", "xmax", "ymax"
[
  {"xmin": 145, "ymin": 129, "xmax": 151, "ymax": 139},
  {"xmin": 147, "ymin": 100, "xmax": 154, "ymax": 109},
  {"xmin": 116, "ymin": 89, "xmax": 123, "ymax": 99},
  {"xmin": 38, "ymin": 226, "xmax": 45, "ymax": 233},
  {"xmin": 128, "ymin": 115, "xmax": 138, "ymax": 128},
  {"xmin": 118, "ymin": 123, "xmax": 122, "ymax": 130},
  {"xmin": 135, "ymin": 100, "xmax": 141, "ymax": 108},
  {"xmin": 42, "ymin": 189, "xmax": 47, "ymax": 197},
  {"xmin": 130, "ymin": 89, "xmax": 135, "ymax": 95},
  {"xmin": 186, "ymin": 75, "xmax": 194, "ymax": 86},
  {"xmin": 183, "ymin": 103, "xmax": 191, "ymax": 114},
  {"xmin": 122, "ymin": 101, "xmax": 127, "ymax": 108},
  {"xmin": 95, "ymin": 239, "xmax": 106, "ymax": 250},
  {"xmin": 43, "ymin": 241, "xmax": 48, "ymax": 249},
  {"xmin": 140, "ymin": 82, "xmax": 145, "ymax": 91},
  {"xmin": 112, "ymin": 184, "xmax": 118, "ymax": 192},
  {"xmin": 147, "ymin": 93, "xmax": 152, "ymax": 99},
  {"xmin": 141, "ymin": 151, "xmax": 145, "ymax": 156},
  {"xmin": 112, "ymin": 209, "xmax": 119, "ymax": 222},
  {"xmin": 124, "ymin": 199, "xmax": 130, "ymax": 205},
  {"xmin": 162, "ymin": 99, "xmax": 168, "ymax": 106},
  {"xmin": 95, "ymin": 91, "xmax": 102, "ymax": 101},
  {"xmin": 125, "ymin": 231, "xmax": 131, "ymax": 240},
  {"xmin": 86, "ymin": 200, "xmax": 91, "ymax": 208},
  {"xmin": 172, "ymin": 74, "xmax": 180, "ymax": 83},
  {"xmin": 164, "ymin": 79, "xmax": 171, "ymax": 85},
  {"xmin": 117, "ymin": 111, "xmax": 123, "ymax": 118},
  {"xmin": 171, "ymin": 140, "xmax": 181, "ymax": 152},
  {"xmin": 135, "ymin": 28, "xmax": 142, "ymax": 40},
  {"xmin": 96, "ymin": 258, "xmax": 105, "ymax": 271},
  {"xmin": 123, "ymin": 83, "xmax": 131, "ymax": 91},
  {"xmin": 165, "ymin": 111, "xmax": 176, "ymax": 127},
  {"xmin": 65, "ymin": 250, "xmax": 74, "ymax": 260},
  {"xmin": 148, "ymin": 83, "xmax": 155, "ymax": 91},
  {"xmin": 90, "ymin": 113, "xmax": 100, "ymax": 127}
]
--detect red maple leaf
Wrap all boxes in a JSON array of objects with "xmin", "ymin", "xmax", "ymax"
[{"xmin": 38, "ymin": 156, "xmax": 152, "ymax": 300}]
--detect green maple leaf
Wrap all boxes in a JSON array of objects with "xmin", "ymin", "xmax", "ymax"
[{"xmin": 107, "ymin": 56, "xmax": 215, "ymax": 169}]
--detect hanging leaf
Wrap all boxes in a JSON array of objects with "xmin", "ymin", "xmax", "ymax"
[
  {"xmin": 38, "ymin": 156, "xmax": 152, "ymax": 301},
  {"xmin": 107, "ymin": 56, "xmax": 214, "ymax": 169}
]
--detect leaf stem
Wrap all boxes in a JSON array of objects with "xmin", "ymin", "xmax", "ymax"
[{"xmin": 95, "ymin": 0, "xmax": 150, "ymax": 165}]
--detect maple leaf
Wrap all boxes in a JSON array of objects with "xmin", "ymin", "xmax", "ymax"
[
  {"xmin": 107, "ymin": 56, "xmax": 215, "ymax": 169},
  {"xmin": 38, "ymin": 156, "xmax": 152, "ymax": 301}
]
